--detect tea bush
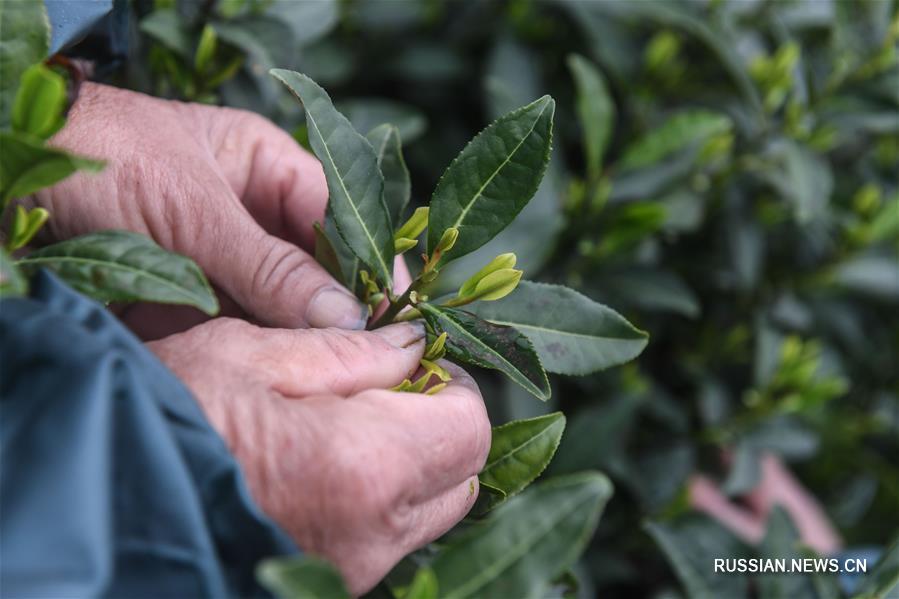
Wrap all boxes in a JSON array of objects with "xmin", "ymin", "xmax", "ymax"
[{"xmin": 7, "ymin": 0, "xmax": 899, "ymax": 597}]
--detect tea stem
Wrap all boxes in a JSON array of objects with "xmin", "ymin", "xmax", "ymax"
[{"xmin": 369, "ymin": 278, "xmax": 425, "ymax": 329}]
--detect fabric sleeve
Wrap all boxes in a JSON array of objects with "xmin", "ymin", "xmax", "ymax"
[{"xmin": 0, "ymin": 270, "xmax": 297, "ymax": 598}]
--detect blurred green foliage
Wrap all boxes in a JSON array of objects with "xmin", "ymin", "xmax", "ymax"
[{"xmin": 126, "ymin": 0, "xmax": 898, "ymax": 596}]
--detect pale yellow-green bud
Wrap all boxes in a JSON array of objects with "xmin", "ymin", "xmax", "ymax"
[
  {"xmin": 420, "ymin": 358, "xmax": 452, "ymax": 382},
  {"xmin": 468, "ymin": 268, "xmax": 522, "ymax": 302},
  {"xmin": 424, "ymin": 332, "xmax": 448, "ymax": 361},
  {"xmin": 359, "ymin": 270, "xmax": 379, "ymax": 294},
  {"xmin": 394, "ymin": 206, "xmax": 429, "ymax": 241},
  {"xmin": 458, "ymin": 253, "xmax": 517, "ymax": 298},
  {"xmin": 425, "ymin": 382, "xmax": 447, "ymax": 395},
  {"xmin": 394, "ymin": 237, "xmax": 418, "ymax": 253},
  {"xmin": 435, "ymin": 227, "xmax": 459, "ymax": 253}
]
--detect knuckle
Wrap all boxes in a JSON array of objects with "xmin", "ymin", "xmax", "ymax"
[{"xmin": 250, "ymin": 238, "xmax": 316, "ymax": 299}]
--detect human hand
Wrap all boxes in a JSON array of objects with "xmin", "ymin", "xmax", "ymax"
[
  {"xmin": 148, "ymin": 319, "xmax": 491, "ymax": 594},
  {"xmin": 689, "ymin": 452, "xmax": 842, "ymax": 555},
  {"xmin": 29, "ymin": 82, "xmax": 411, "ymax": 334}
]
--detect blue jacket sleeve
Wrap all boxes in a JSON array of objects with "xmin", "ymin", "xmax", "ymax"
[{"xmin": 0, "ymin": 270, "xmax": 297, "ymax": 598}]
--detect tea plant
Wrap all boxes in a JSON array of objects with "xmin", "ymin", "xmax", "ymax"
[{"xmin": 256, "ymin": 69, "xmax": 649, "ymax": 598}]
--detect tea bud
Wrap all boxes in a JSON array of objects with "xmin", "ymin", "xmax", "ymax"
[
  {"xmin": 424, "ymin": 332, "xmax": 448, "ymax": 361},
  {"xmin": 394, "ymin": 237, "xmax": 418, "ymax": 253},
  {"xmin": 458, "ymin": 253, "xmax": 517, "ymax": 298},
  {"xmin": 467, "ymin": 268, "xmax": 522, "ymax": 302},
  {"xmin": 435, "ymin": 227, "xmax": 459, "ymax": 253},
  {"xmin": 394, "ymin": 206, "xmax": 429, "ymax": 240},
  {"xmin": 420, "ymin": 358, "xmax": 452, "ymax": 382}
]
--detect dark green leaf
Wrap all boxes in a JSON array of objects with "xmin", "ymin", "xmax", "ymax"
[
  {"xmin": 566, "ymin": 54, "xmax": 615, "ymax": 180},
  {"xmin": 272, "ymin": 70, "xmax": 394, "ymax": 287},
  {"xmin": 760, "ymin": 139, "xmax": 833, "ymax": 223},
  {"xmin": 366, "ymin": 124, "xmax": 410, "ymax": 226},
  {"xmin": 645, "ymin": 517, "xmax": 750, "ymax": 599},
  {"xmin": 0, "ymin": 132, "xmax": 104, "ymax": 206},
  {"xmin": 323, "ymin": 209, "xmax": 362, "ymax": 294},
  {"xmin": 832, "ymin": 255, "xmax": 899, "ymax": 303},
  {"xmin": 267, "ymin": 0, "xmax": 339, "ymax": 46},
  {"xmin": 257, "ymin": 556, "xmax": 351, "ymax": 599},
  {"xmin": 431, "ymin": 472, "xmax": 613, "ymax": 599},
  {"xmin": 596, "ymin": 268, "xmax": 700, "ymax": 318},
  {"xmin": 17, "ymin": 230, "xmax": 218, "ymax": 315},
  {"xmin": 419, "ymin": 303, "xmax": 550, "ymax": 400},
  {"xmin": 758, "ymin": 508, "xmax": 818, "ymax": 599},
  {"xmin": 140, "ymin": 10, "xmax": 193, "ymax": 59},
  {"xmin": 479, "ymin": 412, "xmax": 566, "ymax": 502},
  {"xmin": 427, "ymin": 96, "xmax": 555, "ymax": 265},
  {"xmin": 467, "ymin": 282, "xmax": 648, "ymax": 375},
  {"xmin": 618, "ymin": 110, "xmax": 731, "ymax": 171},
  {"xmin": 313, "ymin": 221, "xmax": 346, "ymax": 283},
  {"xmin": 12, "ymin": 64, "xmax": 66, "ymax": 140},
  {"xmin": 0, "ymin": 0, "xmax": 50, "ymax": 127}
]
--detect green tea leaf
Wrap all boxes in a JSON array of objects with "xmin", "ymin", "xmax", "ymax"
[
  {"xmin": 0, "ymin": 0, "xmax": 50, "ymax": 127},
  {"xmin": 467, "ymin": 281, "xmax": 648, "ymax": 375},
  {"xmin": 419, "ymin": 303, "xmax": 550, "ymax": 400},
  {"xmin": 618, "ymin": 110, "xmax": 731, "ymax": 171},
  {"xmin": 0, "ymin": 248, "xmax": 27, "ymax": 298},
  {"xmin": 366, "ymin": 124, "xmax": 410, "ymax": 226},
  {"xmin": 427, "ymin": 95, "xmax": 555, "ymax": 265},
  {"xmin": 272, "ymin": 69, "xmax": 394, "ymax": 288},
  {"xmin": 0, "ymin": 132, "xmax": 104, "ymax": 207},
  {"xmin": 267, "ymin": 0, "xmax": 339, "ymax": 46},
  {"xmin": 832, "ymin": 255, "xmax": 899, "ymax": 302},
  {"xmin": 257, "ymin": 556, "xmax": 350, "ymax": 599},
  {"xmin": 12, "ymin": 64, "xmax": 66, "ymax": 140},
  {"xmin": 323, "ymin": 209, "xmax": 361, "ymax": 295},
  {"xmin": 17, "ymin": 230, "xmax": 218, "ymax": 315},
  {"xmin": 432, "ymin": 472, "xmax": 613, "ymax": 599},
  {"xmin": 313, "ymin": 221, "xmax": 345, "ymax": 283},
  {"xmin": 139, "ymin": 9, "xmax": 193, "ymax": 59},
  {"xmin": 480, "ymin": 412, "xmax": 566, "ymax": 502},
  {"xmin": 758, "ymin": 508, "xmax": 818, "ymax": 599},
  {"xmin": 761, "ymin": 139, "xmax": 833, "ymax": 223},
  {"xmin": 645, "ymin": 517, "xmax": 749, "ymax": 599},
  {"xmin": 566, "ymin": 54, "xmax": 615, "ymax": 180}
]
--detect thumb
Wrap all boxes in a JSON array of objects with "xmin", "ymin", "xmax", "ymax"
[
  {"xmin": 194, "ymin": 201, "xmax": 367, "ymax": 329},
  {"xmin": 266, "ymin": 322, "xmax": 427, "ymax": 397}
]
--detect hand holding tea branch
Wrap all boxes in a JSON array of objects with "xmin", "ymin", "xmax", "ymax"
[
  {"xmin": 149, "ymin": 318, "xmax": 490, "ymax": 594},
  {"xmin": 26, "ymin": 82, "xmax": 410, "ymax": 333}
]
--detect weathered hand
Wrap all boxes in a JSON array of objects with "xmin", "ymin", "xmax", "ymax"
[
  {"xmin": 29, "ymin": 82, "xmax": 409, "ymax": 333},
  {"xmin": 149, "ymin": 319, "xmax": 491, "ymax": 594}
]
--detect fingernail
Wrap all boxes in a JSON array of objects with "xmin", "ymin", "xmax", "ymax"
[
  {"xmin": 374, "ymin": 322, "xmax": 426, "ymax": 349},
  {"xmin": 306, "ymin": 287, "xmax": 368, "ymax": 330}
]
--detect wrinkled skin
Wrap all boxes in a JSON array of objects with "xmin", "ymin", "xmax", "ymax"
[
  {"xmin": 150, "ymin": 319, "xmax": 491, "ymax": 594},
  {"xmin": 28, "ymin": 82, "xmax": 416, "ymax": 337}
]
